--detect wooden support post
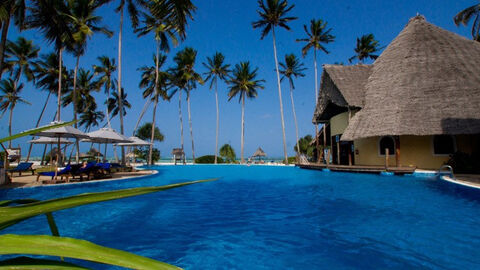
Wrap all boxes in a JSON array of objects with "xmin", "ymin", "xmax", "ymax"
[
  {"xmin": 385, "ymin": 148, "xmax": 389, "ymax": 170},
  {"xmin": 348, "ymin": 147, "xmax": 352, "ymax": 166},
  {"xmin": 336, "ymin": 140, "xmax": 340, "ymax": 165},
  {"xmin": 326, "ymin": 149, "xmax": 330, "ymax": 167},
  {"xmin": 395, "ymin": 136, "xmax": 401, "ymax": 167}
]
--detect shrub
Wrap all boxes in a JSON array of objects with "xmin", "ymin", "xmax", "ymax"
[{"xmin": 195, "ymin": 155, "xmax": 225, "ymax": 164}]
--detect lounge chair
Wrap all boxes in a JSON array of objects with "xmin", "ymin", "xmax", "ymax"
[
  {"xmin": 71, "ymin": 162, "xmax": 97, "ymax": 181},
  {"xmin": 36, "ymin": 164, "xmax": 72, "ymax": 183},
  {"xmin": 96, "ymin": 163, "xmax": 113, "ymax": 178},
  {"xmin": 8, "ymin": 162, "xmax": 34, "ymax": 176}
]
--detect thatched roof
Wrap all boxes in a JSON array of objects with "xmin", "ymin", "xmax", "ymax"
[
  {"xmin": 313, "ymin": 64, "xmax": 372, "ymax": 123},
  {"xmin": 171, "ymin": 148, "xmax": 185, "ymax": 155},
  {"xmin": 342, "ymin": 15, "xmax": 480, "ymax": 140},
  {"xmin": 251, "ymin": 147, "xmax": 267, "ymax": 157}
]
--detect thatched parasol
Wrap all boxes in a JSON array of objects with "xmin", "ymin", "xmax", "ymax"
[
  {"xmin": 251, "ymin": 147, "xmax": 267, "ymax": 158},
  {"xmin": 342, "ymin": 15, "xmax": 480, "ymax": 141}
]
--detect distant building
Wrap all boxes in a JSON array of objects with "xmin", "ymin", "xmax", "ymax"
[{"xmin": 313, "ymin": 15, "xmax": 480, "ymax": 169}]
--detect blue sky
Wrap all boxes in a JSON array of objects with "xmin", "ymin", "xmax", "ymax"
[{"xmin": 1, "ymin": 0, "xmax": 475, "ymax": 159}]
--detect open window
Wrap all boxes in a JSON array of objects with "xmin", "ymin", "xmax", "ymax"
[
  {"xmin": 433, "ymin": 135, "xmax": 456, "ymax": 155},
  {"xmin": 379, "ymin": 136, "xmax": 395, "ymax": 156}
]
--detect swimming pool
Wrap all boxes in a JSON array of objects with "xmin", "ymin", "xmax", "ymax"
[{"xmin": 1, "ymin": 165, "xmax": 479, "ymax": 269}]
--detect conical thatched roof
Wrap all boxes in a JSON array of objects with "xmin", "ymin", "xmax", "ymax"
[
  {"xmin": 251, "ymin": 147, "xmax": 267, "ymax": 157},
  {"xmin": 313, "ymin": 64, "xmax": 372, "ymax": 123},
  {"xmin": 342, "ymin": 15, "xmax": 480, "ymax": 140}
]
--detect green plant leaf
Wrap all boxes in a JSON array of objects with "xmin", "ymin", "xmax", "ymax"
[
  {"xmin": 0, "ymin": 256, "xmax": 88, "ymax": 269},
  {"xmin": 0, "ymin": 179, "xmax": 217, "ymax": 230},
  {"xmin": 0, "ymin": 120, "xmax": 77, "ymax": 144},
  {"xmin": 0, "ymin": 234, "xmax": 181, "ymax": 270}
]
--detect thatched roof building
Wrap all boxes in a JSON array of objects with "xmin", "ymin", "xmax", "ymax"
[
  {"xmin": 313, "ymin": 64, "xmax": 372, "ymax": 123},
  {"xmin": 251, "ymin": 147, "xmax": 267, "ymax": 158},
  {"xmin": 341, "ymin": 15, "xmax": 480, "ymax": 141}
]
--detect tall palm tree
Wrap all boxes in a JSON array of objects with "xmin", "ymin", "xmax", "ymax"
[
  {"xmin": 0, "ymin": 0, "xmax": 26, "ymax": 80},
  {"xmin": 65, "ymin": 0, "xmax": 112, "ymax": 135},
  {"xmin": 252, "ymin": 0, "xmax": 297, "ymax": 164},
  {"xmin": 93, "ymin": 56, "xmax": 116, "ymax": 127},
  {"xmin": 296, "ymin": 19, "xmax": 334, "ymax": 161},
  {"xmin": 203, "ymin": 52, "xmax": 230, "ymax": 164},
  {"xmin": 0, "ymin": 78, "xmax": 30, "ymax": 147},
  {"xmin": 106, "ymin": 90, "xmax": 131, "ymax": 119},
  {"xmin": 138, "ymin": 54, "xmax": 170, "ymax": 165},
  {"xmin": 349, "ymin": 34, "xmax": 382, "ymax": 63},
  {"xmin": 62, "ymin": 68, "xmax": 99, "ymax": 113},
  {"xmin": 279, "ymin": 53, "xmax": 305, "ymax": 158},
  {"xmin": 454, "ymin": 3, "xmax": 480, "ymax": 41},
  {"xmin": 25, "ymin": 52, "xmax": 68, "ymax": 161},
  {"xmin": 79, "ymin": 105, "xmax": 105, "ymax": 132},
  {"xmin": 227, "ymin": 62, "xmax": 264, "ymax": 164},
  {"xmin": 25, "ymin": 0, "xmax": 74, "ymax": 122},
  {"xmin": 171, "ymin": 47, "xmax": 203, "ymax": 163},
  {"xmin": 4, "ymin": 37, "xmax": 39, "ymax": 85}
]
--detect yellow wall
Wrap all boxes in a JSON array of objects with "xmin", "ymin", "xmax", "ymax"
[
  {"xmin": 330, "ymin": 111, "xmax": 352, "ymax": 136},
  {"xmin": 353, "ymin": 135, "xmax": 463, "ymax": 170}
]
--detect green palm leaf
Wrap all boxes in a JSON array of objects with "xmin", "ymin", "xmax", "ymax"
[
  {"xmin": 0, "ymin": 234, "xmax": 180, "ymax": 270},
  {"xmin": 0, "ymin": 256, "xmax": 88, "ymax": 269}
]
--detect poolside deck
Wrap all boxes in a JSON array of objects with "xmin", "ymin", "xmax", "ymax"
[{"xmin": 296, "ymin": 163, "xmax": 416, "ymax": 175}]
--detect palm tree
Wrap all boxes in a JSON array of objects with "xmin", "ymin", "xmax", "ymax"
[
  {"xmin": 62, "ymin": 68, "xmax": 99, "ymax": 114},
  {"xmin": 138, "ymin": 54, "xmax": 170, "ymax": 165},
  {"xmin": 93, "ymin": 56, "xmax": 116, "ymax": 127},
  {"xmin": 252, "ymin": 0, "xmax": 297, "ymax": 164},
  {"xmin": 25, "ymin": 0, "xmax": 74, "ymax": 122},
  {"xmin": 0, "ymin": 79, "xmax": 30, "ymax": 147},
  {"xmin": 171, "ymin": 47, "xmax": 203, "ymax": 163},
  {"xmin": 79, "ymin": 105, "xmax": 105, "ymax": 132},
  {"xmin": 227, "ymin": 62, "xmax": 265, "ymax": 163},
  {"xmin": 65, "ymin": 0, "xmax": 112, "ymax": 135},
  {"xmin": 296, "ymin": 19, "xmax": 334, "ymax": 162},
  {"xmin": 279, "ymin": 53, "xmax": 305, "ymax": 158},
  {"xmin": 25, "ymin": 52, "xmax": 68, "ymax": 161},
  {"xmin": 0, "ymin": 0, "xmax": 26, "ymax": 80},
  {"xmin": 349, "ymin": 34, "xmax": 383, "ymax": 63},
  {"xmin": 454, "ymin": 3, "xmax": 480, "ymax": 41},
  {"xmin": 106, "ymin": 90, "xmax": 131, "ymax": 120},
  {"xmin": 203, "ymin": 52, "xmax": 230, "ymax": 164},
  {"xmin": 4, "ymin": 37, "xmax": 39, "ymax": 86}
]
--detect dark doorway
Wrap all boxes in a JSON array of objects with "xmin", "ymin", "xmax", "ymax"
[{"xmin": 331, "ymin": 135, "xmax": 355, "ymax": 165}]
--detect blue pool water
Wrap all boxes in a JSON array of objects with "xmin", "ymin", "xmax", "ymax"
[{"xmin": 1, "ymin": 165, "xmax": 480, "ymax": 269}]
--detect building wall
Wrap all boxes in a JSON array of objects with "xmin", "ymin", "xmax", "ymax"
[
  {"xmin": 353, "ymin": 135, "xmax": 474, "ymax": 170},
  {"xmin": 330, "ymin": 111, "xmax": 354, "ymax": 136}
]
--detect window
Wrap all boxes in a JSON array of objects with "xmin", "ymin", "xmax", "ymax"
[
  {"xmin": 433, "ymin": 135, "xmax": 455, "ymax": 155},
  {"xmin": 379, "ymin": 136, "xmax": 395, "ymax": 156}
]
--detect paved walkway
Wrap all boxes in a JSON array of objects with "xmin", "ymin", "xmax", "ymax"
[{"xmin": 1, "ymin": 170, "xmax": 156, "ymax": 189}]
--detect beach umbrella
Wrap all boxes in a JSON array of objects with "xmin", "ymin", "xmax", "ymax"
[
  {"xmin": 251, "ymin": 147, "xmax": 267, "ymax": 163},
  {"xmin": 82, "ymin": 128, "xmax": 133, "ymax": 161},
  {"xmin": 116, "ymin": 137, "xmax": 152, "ymax": 164},
  {"xmin": 32, "ymin": 121, "xmax": 90, "ymax": 167},
  {"xmin": 29, "ymin": 137, "xmax": 73, "ymax": 144}
]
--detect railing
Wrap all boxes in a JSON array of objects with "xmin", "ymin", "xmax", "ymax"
[{"xmin": 437, "ymin": 165, "xmax": 454, "ymax": 179}]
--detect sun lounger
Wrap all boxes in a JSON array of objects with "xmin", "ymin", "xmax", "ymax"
[
  {"xmin": 71, "ymin": 162, "xmax": 97, "ymax": 181},
  {"xmin": 36, "ymin": 164, "xmax": 72, "ymax": 183},
  {"xmin": 8, "ymin": 162, "xmax": 34, "ymax": 176}
]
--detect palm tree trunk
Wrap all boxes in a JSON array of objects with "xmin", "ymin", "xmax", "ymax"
[
  {"xmin": 241, "ymin": 94, "xmax": 245, "ymax": 164},
  {"xmin": 214, "ymin": 80, "xmax": 219, "ymax": 164},
  {"xmin": 0, "ymin": 16, "xmax": 10, "ymax": 80},
  {"xmin": 132, "ymin": 99, "xmax": 151, "ymax": 135},
  {"xmin": 272, "ymin": 28, "xmax": 288, "ymax": 165},
  {"xmin": 149, "ymin": 40, "xmax": 160, "ymax": 165},
  {"xmin": 57, "ymin": 47, "xmax": 63, "ymax": 122},
  {"xmin": 26, "ymin": 91, "xmax": 52, "ymax": 161},
  {"xmin": 290, "ymin": 82, "xmax": 300, "ymax": 158},
  {"xmin": 8, "ymin": 106, "xmax": 13, "ymax": 148},
  {"xmin": 117, "ymin": 4, "xmax": 125, "ymax": 165},
  {"xmin": 73, "ymin": 55, "xmax": 80, "ymax": 163},
  {"xmin": 149, "ymin": 96, "xmax": 158, "ymax": 165},
  {"xmin": 106, "ymin": 89, "xmax": 111, "ymax": 128},
  {"xmin": 179, "ymin": 90, "xmax": 184, "ymax": 151},
  {"xmin": 187, "ymin": 92, "xmax": 195, "ymax": 164},
  {"xmin": 314, "ymin": 48, "xmax": 321, "ymax": 163}
]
